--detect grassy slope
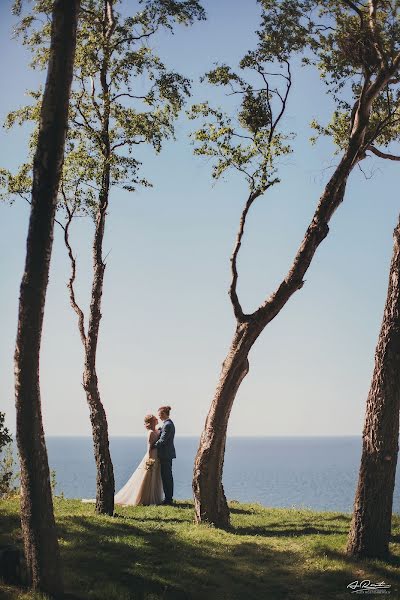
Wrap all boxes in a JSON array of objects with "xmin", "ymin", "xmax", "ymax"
[{"xmin": 0, "ymin": 498, "xmax": 399, "ymax": 600}]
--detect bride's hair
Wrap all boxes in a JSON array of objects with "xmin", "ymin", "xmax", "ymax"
[
  {"xmin": 144, "ymin": 414, "xmax": 156, "ymax": 430},
  {"xmin": 158, "ymin": 405, "xmax": 171, "ymax": 416}
]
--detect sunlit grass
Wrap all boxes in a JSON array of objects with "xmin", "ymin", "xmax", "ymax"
[{"xmin": 1, "ymin": 497, "xmax": 399, "ymax": 599}]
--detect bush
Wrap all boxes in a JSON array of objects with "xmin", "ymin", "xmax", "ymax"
[{"xmin": 0, "ymin": 412, "xmax": 18, "ymax": 498}]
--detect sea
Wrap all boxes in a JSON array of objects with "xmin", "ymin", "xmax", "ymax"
[{"xmin": 44, "ymin": 436, "xmax": 400, "ymax": 514}]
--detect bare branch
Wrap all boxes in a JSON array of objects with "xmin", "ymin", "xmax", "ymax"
[
  {"xmin": 131, "ymin": 26, "xmax": 157, "ymax": 42},
  {"xmin": 111, "ymin": 138, "xmax": 146, "ymax": 150},
  {"xmin": 111, "ymin": 92, "xmax": 150, "ymax": 102},
  {"xmin": 90, "ymin": 76, "xmax": 103, "ymax": 122},
  {"xmin": 59, "ymin": 193, "xmax": 87, "ymax": 347},
  {"xmin": 75, "ymin": 101, "xmax": 102, "ymax": 145},
  {"xmin": 229, "ymin": 189, "xmax": 262, "ymax": 322},
  {"xmin": 17, "ymin": 191, "xmax": 32, "ymax": 205},
  {"xmin": 342, "ymin": 0, "xmax": 365, "ymax": 21},
  {"xmin": 80, "ymin": 6, "xmax": 98, "ymax": 20},
  {"xmin": 268, "ymin": 61, "xmax": 292, "ymax": 145},
  {"xmin": 367, "ymin": 145, "xmax": 400, "ymax": 160}
]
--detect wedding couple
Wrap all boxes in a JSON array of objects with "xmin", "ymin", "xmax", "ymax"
[{"xmin": 114, "ymin": 405, "xmax": 176, "ymax": 506}]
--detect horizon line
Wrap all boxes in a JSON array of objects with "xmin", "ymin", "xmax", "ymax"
[{"xmin": 39, "ymin": 434, "xmax": 363, "ymax": 438}]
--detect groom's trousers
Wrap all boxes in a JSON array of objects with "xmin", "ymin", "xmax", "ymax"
[{"xmin": 160, "ymin": 459, "xmax": 173, "ymax": 502}]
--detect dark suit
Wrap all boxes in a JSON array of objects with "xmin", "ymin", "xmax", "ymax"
[{"xmin": 153, "ymin": 419, "xmax": 176, "ymax": 503}]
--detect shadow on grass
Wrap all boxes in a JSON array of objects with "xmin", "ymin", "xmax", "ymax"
[
  {"xmin": 52, "ymin": 510, "xmax": 400, "ymax": 600},
  {"xmin": 319, "ymin": 515, "xmax": 351, "ymax": 523},
  {"xmin": 228, "ymin": 506, "xmax": 254, "ymax": 515},
  {"xmin": 317, "ymin": 546, "xmax": 400, "ymax": 580},
  {"xmin": 55, "ymin": 516, "xmax": 325, "ymax": 599},
  {"xmin": 2, "ymin": 503, "xmax": 400, "ymax": 600},
  {"xmin": 115, "ymin": 514, "xmax": 191, "ymax": 524},
  {"xmin": 231, "ymin": 525, "xmax": 345, "ymax": 537}
]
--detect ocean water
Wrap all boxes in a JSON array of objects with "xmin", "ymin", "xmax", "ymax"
[{"xmin": 44, "ymin": 436, "xmax": 400, "ymax": 513}]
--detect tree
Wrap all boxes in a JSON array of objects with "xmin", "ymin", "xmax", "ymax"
[
  {"xmin": 190, "ymin": 0, "xmax": 400, "ymax": 527},
  {"xmin": 3, "ymin": 0, "xmax": 205, "ymax": 516},
  {"xmin": 12, "ymin": 0, "xmax": 80, "ymax": 595},
  {"xmin": 314, "ymin": 120, "xmax": 400, "ymax": 562},
  {"xmin": 308, "ymin": 2, "xmax": 400, "ymax": 559},
  {"xmin": 345, "ymin": 214, "xmax": 400, "ymax": 559}
]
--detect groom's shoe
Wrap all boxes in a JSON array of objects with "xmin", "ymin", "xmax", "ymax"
[{"xmin": 161, "ymin": 499, "xmax": 174, "ymax": 506}]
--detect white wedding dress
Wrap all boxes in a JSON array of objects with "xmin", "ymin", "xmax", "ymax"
[
  {"xmin": 114, "ymin": 430, "xmax": 163, "ymax": 506},
  {"xmin": 82, "ymin": 430, "xmax": 163, "ymax": 506}
]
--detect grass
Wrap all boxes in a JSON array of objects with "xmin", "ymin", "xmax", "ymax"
[{"xmin": 0, "ymin": 498, "xmax": 399, "ymax": 600}]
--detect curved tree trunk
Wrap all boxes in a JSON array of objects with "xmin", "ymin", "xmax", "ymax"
[
  {"xmin": 63, "ymin": 187, "xmax": 115, "ymax": 516},
  {"xmin": 193, "ymin": 323, "xmax": 261, "ymax": 526},
  {"xmin": 347, "ymin": 217, "xmax": 400, "ymax": 559},
  {"xmin": 14, "ymin": 1, "xmax": 80, "ymax": 595}
]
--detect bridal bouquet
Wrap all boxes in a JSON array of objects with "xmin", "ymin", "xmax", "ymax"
[{"xmin": 145, "ymin": 458, "xmax": 156, "ymax": 471}]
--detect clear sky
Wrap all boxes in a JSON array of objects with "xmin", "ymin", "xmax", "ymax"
[{"xmin": 1, "ymin": 0, "xmax": 399, "ymax": 438}]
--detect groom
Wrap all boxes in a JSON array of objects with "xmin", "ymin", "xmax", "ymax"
[{"xmin": 153, "ymin": 405, "xmax": 176, "ymax": 505}]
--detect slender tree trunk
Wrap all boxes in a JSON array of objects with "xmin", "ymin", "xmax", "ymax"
[
  {"xmin": 347, "ymin": 217, "xmax": 400, "ymax": 559},
  {"xmin": 83, "ymin": 176, "xmax": 115, "ymax": 515},
  {"xmin": 14, "ymin": 1, "xmax": 80, "ymax": 595}
]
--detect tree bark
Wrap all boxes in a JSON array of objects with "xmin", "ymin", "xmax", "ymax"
[
  {"xmin": 193, "ymin": 322, "xmax": 261, "ymax": 525},
  {"xmin": 347, "ymin": 217, "xmax": 400, "ymax": 559},
  {"xmin": 14, "ymin": 1, "xmax": 80, "ymax": 596},
  {"xmin": 193, "ymin": 57, "xmax": 400, "ymax": 527},
  {"xmin": 83, "ymin": 176, "xmax": 115, "ymax": 516}
]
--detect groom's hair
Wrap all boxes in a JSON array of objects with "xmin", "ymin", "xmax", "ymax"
[{"xmin": 158, "ymin": 405, "xmax": 171, "ymax": 416}]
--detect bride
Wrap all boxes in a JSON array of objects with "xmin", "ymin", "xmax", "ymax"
[
  {"xmin": 114, "ymin": 413, "xmax": 163, "ymax": 506},
  {"xmin": 82, "ymin": 414, "xmax": 163, "ymax": 506}
]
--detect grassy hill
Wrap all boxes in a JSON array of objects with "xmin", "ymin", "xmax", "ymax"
[{"xmin": 0, "ymin": 498, "xmax": 399, "ymax": 599}]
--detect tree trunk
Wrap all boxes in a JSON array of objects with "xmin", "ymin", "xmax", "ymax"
[
  {"xmin": 14, "ymin": 1, "xmax": 80, "ymax": 596},
  {"xmin": 347, "ymin": 217, "xmax": 400, "ymax": 559},
  {"xmin": 193, "ymin": 323, "xmax": 261, "ymax": 527},
  {"xmin": 60, "ymin": 1, "xmax": 116, "ymax": 517},
  {"xmin": 79, "ymin": 1, "xmax": 116, "ymax": 516},
  {"xmin": 83, "ymin": 363, "xmax": 115, "ymax": 516},
  {"xmin": 82, "ymin": 172, "xmax": 115, "ymax": 515}
]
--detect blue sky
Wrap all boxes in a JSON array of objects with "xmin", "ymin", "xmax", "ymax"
[{"xmin": 1, "ymin": 0, "xmax": 399, "ymax": 437}]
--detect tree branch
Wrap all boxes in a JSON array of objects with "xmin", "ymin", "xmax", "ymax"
[
  {"xmin": 111, "ymin": 92, "xmax": 150, "ymax": 102},
  {"xmin": 367, "ymin": 145, "xmax": 400, "ymax": 160},
  {"xmin": 89, "ymin": 76, "xmax": 103, "ymax": 122},
  {"xmin": 111, "ymin": 138, "xmax": 146, "ymax": 150},
  {"xmin": 368, "ymin": 0, "xmax": 387, "ymax": 67},
  {"xmin": 342, "ymin": 0, "xmax": 364, "ymax": 21},
  {"xmin": 61, "ymin": 195, "xmax": 87, "ymax": 347},
  {"xmin": 268, "ymin": 61, "xmax": 291, "ymax": 145},
  {"xmin": 229, "ymin": 189, "xmax": 262, "ymax": 322},
  {"xmin": 250, "ymin": 52, "xmax": 400, "ymax": 326}
]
